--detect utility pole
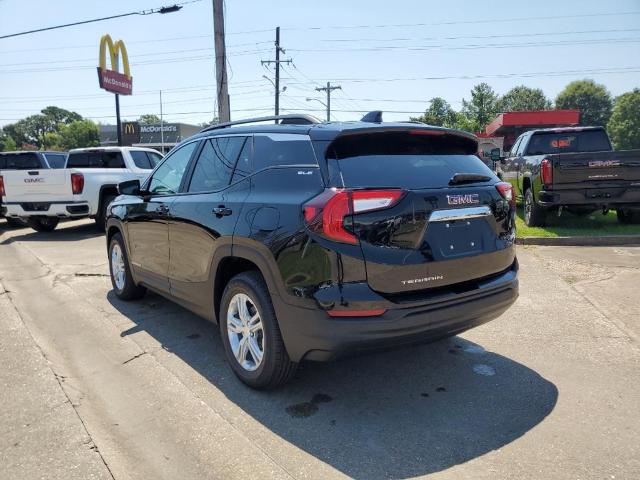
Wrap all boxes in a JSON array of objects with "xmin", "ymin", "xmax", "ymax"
[
  {"xmin": 213, "ymin": 0, "xmax": 230, "ymax": 122},
  {"xmin": 315, "ymin": 82, "xmax": 341, "ymax": 121},
  {"xmin": 115, "ymin": 94, "xmax": 122, "ymax": 146},
  {"xmin": 261, "ymin": 27, "xmax": 291, "ymax": 117},
  {"xmin": 159, "ymin": 90, "xmax": 164, "ymax": 152}
]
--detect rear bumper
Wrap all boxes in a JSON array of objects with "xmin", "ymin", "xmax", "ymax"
[
  {"xmin": 537, "ymin": 185, "xmax": 640, "ymax": 208},
  {"xmin": 3, "ymin": 201, "xmax": 90, "ymax": 218},
  {"xmin": 273, "ymin": 261, "xmax": 519, "ymax": 362}
]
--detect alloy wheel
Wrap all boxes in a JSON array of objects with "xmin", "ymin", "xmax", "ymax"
[
  {"xmin": 110, "ymin": 243, "xmax": 126, "ymax": 291},
  {"xmin": 227, "ymin": 293, "xmax": 264, "ymax": 371}
]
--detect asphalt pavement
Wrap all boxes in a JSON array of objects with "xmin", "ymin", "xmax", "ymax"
[{"xmin": 0, "ymin": 218, "xmax": 638, "ymax": 479}]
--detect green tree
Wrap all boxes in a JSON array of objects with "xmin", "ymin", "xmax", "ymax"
[
  {"xmin": 199, "ymin": 117, "xmax": 219, "ymax": 127},
  {"xmin": 0, "ymin": 130, "xmax": 17, "ymax": 151},
  {"xmin": 410, "ymin": 97, "xmax": 457, "ymax": 126},
  {"xmin": 59, "ymin": 120, "xmax": 100, "ymax": 149},
  {"xmin": 608, "ymin": 89, "xmax": 640, "ymax": 150},
  {"xmin": 138, "ymin": 114, "xmax": 161, "ymax": 125},
  {"xmin": 40, "ymin": 106, "xmax": 82, "ymax": 133},
  {"xmin": 497, "ymin": 86, "xmax": 551, "ymax": 112},
  {"xmin": 461, "ymin": 83, "xmax": 499, "ymax": 132},
  {"xmin": 555, "ymin": 79, "xmax": 613, "ymax": 126},
  {"xmin": 42, "ymin": 131, "xmax": 64, "ymax": 151}
]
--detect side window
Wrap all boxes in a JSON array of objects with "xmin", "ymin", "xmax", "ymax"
[
  {"xmin": 103, "ymin": 151, "xmax": 125, "ymax": 168},
  {"xmin": 188, "ymin": 136, "xmax": 246, "ymax": 192},
  {"xmin": 130, "ymin": 151, "xmax": 152, "ymax": 169},
  {"xmin": 44, "ymin": 153, "xmax": 67, "ymax": 168},
  {"xmin": 148, "ymin": 141, "xmax": 198, "ymax": 194},
  {"xmin": 147, "ymin": 152, "xmax": 163, "ymax": 167},
  {"xmin": 231, "ymin": 138, "xmax": 252, "ymax": 182},
  {"xmin": 510, "ymin": 137, "xmax": 522, "ymax": 157},
  {"xmin": 252, "ymin": 134, "xmax": 318, "ymax": 171}
]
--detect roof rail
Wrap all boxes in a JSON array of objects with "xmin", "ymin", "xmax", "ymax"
[{"xmin": 200, "ymin": 114, "xmax": 322, "ymax": 132}]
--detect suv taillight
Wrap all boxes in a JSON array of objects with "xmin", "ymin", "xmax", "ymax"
[
  {"xmin": 303, "ymin": 188, "xmax": 404, "ymax": 244},
  {"xmin": 71, "ymin": 173, "xmax": 84, "ymax": 194},
  {"xmin": 0, "ymin": 176, "xmax": 5, "ymax": 197},
  {"xmin": 540, "ymin": 158, "xmax": 553, "ymax": 186},
  {"xmin": 496, "ymin": 182, "xmax": 515, "ymax": 208}
]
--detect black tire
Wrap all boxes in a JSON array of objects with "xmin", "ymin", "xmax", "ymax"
[
  {"xmin": 219, "ymin": 271, "xmax": 297, "ymax": 389},
  {"xmin": 5, "ymin": 217, "xmax": 26, "ymax": 228},
  {"xmin": 617, "ymin": 209, "xmax": 640, "ymax": 224},
  {"xmin": 95, "ymin": 194, "xmax": 116, "ymax": 231},
  {"xmin": 523, "ymin": 189, "xmax": 546, "ymax": 227},
  {"xmin": 108, "ymin": 232, "xmax": 146, "ymax": 300},
  {"xmin": 27, "ymin": 217, "xmax": 59, "ymax": 232}
]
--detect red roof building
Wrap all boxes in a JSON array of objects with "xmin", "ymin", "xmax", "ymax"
[{"xmin": 482, "ymin": 110, "xmax": 580, "ymax": 151}]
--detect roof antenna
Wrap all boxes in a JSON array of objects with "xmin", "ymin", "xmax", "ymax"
[{"xmin": 361, "ymin": 111, "xmax": 383, "ymax": 123}]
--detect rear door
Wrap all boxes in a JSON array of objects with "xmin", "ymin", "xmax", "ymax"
[
  {"xmin": 327, "ymin": 129, "xmax": 516, "ymax": 295},
  {"xmin": 167, "ymin": 135, "xmax": 250, "ymax": 313}
]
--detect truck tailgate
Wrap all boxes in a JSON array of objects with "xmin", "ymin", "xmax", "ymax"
[
  {"xmin": 1, "ymin": 169, "xmax": 72, "ymax": 202},
  {"xmin": 552, "ymin": 150, "xmax": 640, "ymax": 186}
]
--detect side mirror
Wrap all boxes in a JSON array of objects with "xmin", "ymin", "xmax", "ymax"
[
  {"xmin": 118, "ymin": 179, "xmax": 141, "ymax": 196},
  {"xmin": 490, "ymin": 148, "xmax": 501, "ymax": 162}
]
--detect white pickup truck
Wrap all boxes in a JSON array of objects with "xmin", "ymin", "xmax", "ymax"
[{"xmin": 0, "ymin": 147, "xmax": 162, "ymax": 231}]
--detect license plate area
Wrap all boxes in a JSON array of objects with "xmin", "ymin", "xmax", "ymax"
[
  {"xmin": 21, "ymin": 202, "xmax": 51, "ymax": 212},
  {"xmin": 427, "ymin": 219, "xmax": 485, "ymax": 258}
]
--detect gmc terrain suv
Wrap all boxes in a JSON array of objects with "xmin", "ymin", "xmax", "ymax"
[{"xmin": 106, "ymin": 114, "xmax": 519, "ymax": 389}]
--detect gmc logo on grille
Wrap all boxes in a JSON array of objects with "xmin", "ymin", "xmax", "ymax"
[
  {"xmin": 446, "ymin": 194, "xmax": 480, "ymax": 205},
  {"xmin": 24, "ymin": 178, "xmax": 44, "ymax": 183}
]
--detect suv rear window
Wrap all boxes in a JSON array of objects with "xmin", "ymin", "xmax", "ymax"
[
  {"xmin": 67, "ymin": 151, "xmax": 125, "ymax": 168},
  {"xmin": 525, "ymin": 130, "xmax": 611, "ymax": 155},
  {"xmin": 0, "ymin": 152, "xmax": 43, "ymax": 170},
  {"xmin": 327, "ymin": 130, "xmax": 489, "ymax": 189}
]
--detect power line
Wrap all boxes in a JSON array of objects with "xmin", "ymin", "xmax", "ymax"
[
  {"xmin": 0, "ymin": 2, "xmax": 199, "ymax": 40},
  {"xmin": 275, "ymin": 11, "xmax": 640, "ymax": 32}
]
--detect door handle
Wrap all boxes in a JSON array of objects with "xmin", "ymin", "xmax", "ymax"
[
  {"xmin": 155, "ymin": 204, "xmax": 169, "ymax": 215},
  {"xmin": 212, "ymin": 206, "xmax": 232, "ymax": 217}
]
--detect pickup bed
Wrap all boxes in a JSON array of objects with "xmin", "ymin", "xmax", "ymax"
[
  {"xmin": 1, "ymin": 147, "xmax": 161, "ymax": 231},
  {"xmin": 506, "ymin": 127, "xmax": 640, "ymax": 226}
]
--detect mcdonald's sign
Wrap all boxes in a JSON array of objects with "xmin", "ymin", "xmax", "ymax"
[
  {"xmin": 97, "ymin": 34, "xmax": 133, "ymax": 95},
  {"xmin": 122, "ymin": 122, "xmax": 140, "ymax": 146}
]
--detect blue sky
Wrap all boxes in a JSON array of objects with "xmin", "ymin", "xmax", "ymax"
[{"xmin": 1, "ymin": 0, "xmax": 639, "ymax": 127}]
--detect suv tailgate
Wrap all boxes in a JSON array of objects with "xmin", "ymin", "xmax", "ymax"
[{"xmin": 328, "ymin": 128, "xmax": 516, "ymax": 295}]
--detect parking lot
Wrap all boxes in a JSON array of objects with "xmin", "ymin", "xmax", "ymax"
[{"xmin": 1, "ymin": 217, "xmax": 639, "ymax": 480}]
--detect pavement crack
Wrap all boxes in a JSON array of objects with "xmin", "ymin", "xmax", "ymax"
[{"xmin": 122, "ymin": 351, "xmax": 147, "ymax": 365}]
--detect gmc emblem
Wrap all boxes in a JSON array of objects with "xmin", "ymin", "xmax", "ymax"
[
  {"xmin": 447, "ymin": 194, "xmax": 480, "ymax": 205},
  {"xmin": 24, "ymin": 178, "xmax": 44, "ymax": 183}
]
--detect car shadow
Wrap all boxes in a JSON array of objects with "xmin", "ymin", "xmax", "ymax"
[
  {"xmin": 0, "ymin": 219, "xmax": 103, "ymax": 245},
  {"xmin": 109, "ymin": 290, "xmax": 558, "ymax": 479}
]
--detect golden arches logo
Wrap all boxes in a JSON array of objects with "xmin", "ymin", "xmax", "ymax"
[
  {"xmin": 99, "ymin": 34, "xmax": 131, "ymax": 79},
  {"xmin": 97, "ymin": 34, "xmax": 133, "ymax": 95},
  {"xmin": 123, "ymin": 123, "xmax": 136, "ymax": 135}
]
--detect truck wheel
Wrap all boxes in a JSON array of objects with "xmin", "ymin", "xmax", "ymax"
[
  {"xmin": 108, "ymin": 232, "xmax": 146, "ymax": 300},
  {"xmin": 6, "ymin": 217, "xmax": 26, "ymax": 228},
  {"xmin": 524, "ymin": 189, "xmax": 546, "ymax": 227},
  {"xmin": 220, "ymin": 271, "xmax": 297, "ymax": 389},
  {"xmin": 27, "ymin": 217, "xmax": 59, "ymax": 232},
  {"xmin": 617, "ymin": 209, "xmax": 640, "ymax": 224},
  {"xmin": 96, "ymin": 194, "xmax": 116, "ymax": 231}
]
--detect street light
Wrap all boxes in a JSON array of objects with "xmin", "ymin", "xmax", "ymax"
[
  {"xmin": 262, "ymin": 75, "xmax": 286, "ymax": 93},
  {"xmin": 306, "ymin": 97, "xmax": 328, "ymax": 120}
]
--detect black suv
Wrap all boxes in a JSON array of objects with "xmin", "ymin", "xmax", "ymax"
[{"xmin": 106, "ymin": 114, "xmax": 519, "ymax": 389}]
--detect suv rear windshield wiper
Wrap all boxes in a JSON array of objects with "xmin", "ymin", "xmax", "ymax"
[{"xmin": 449, "ymin": 173, "xmax": 492, "ymax": 185}]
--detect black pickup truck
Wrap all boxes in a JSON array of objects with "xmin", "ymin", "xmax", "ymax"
[{"xmin": 506, "ymin": 127, "xmax": 640, "ymax": 226}]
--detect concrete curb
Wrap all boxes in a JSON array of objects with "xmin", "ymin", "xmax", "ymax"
[{"xmin": 516, "ymin": 235, "xmax": 640, "ymax": 246}]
